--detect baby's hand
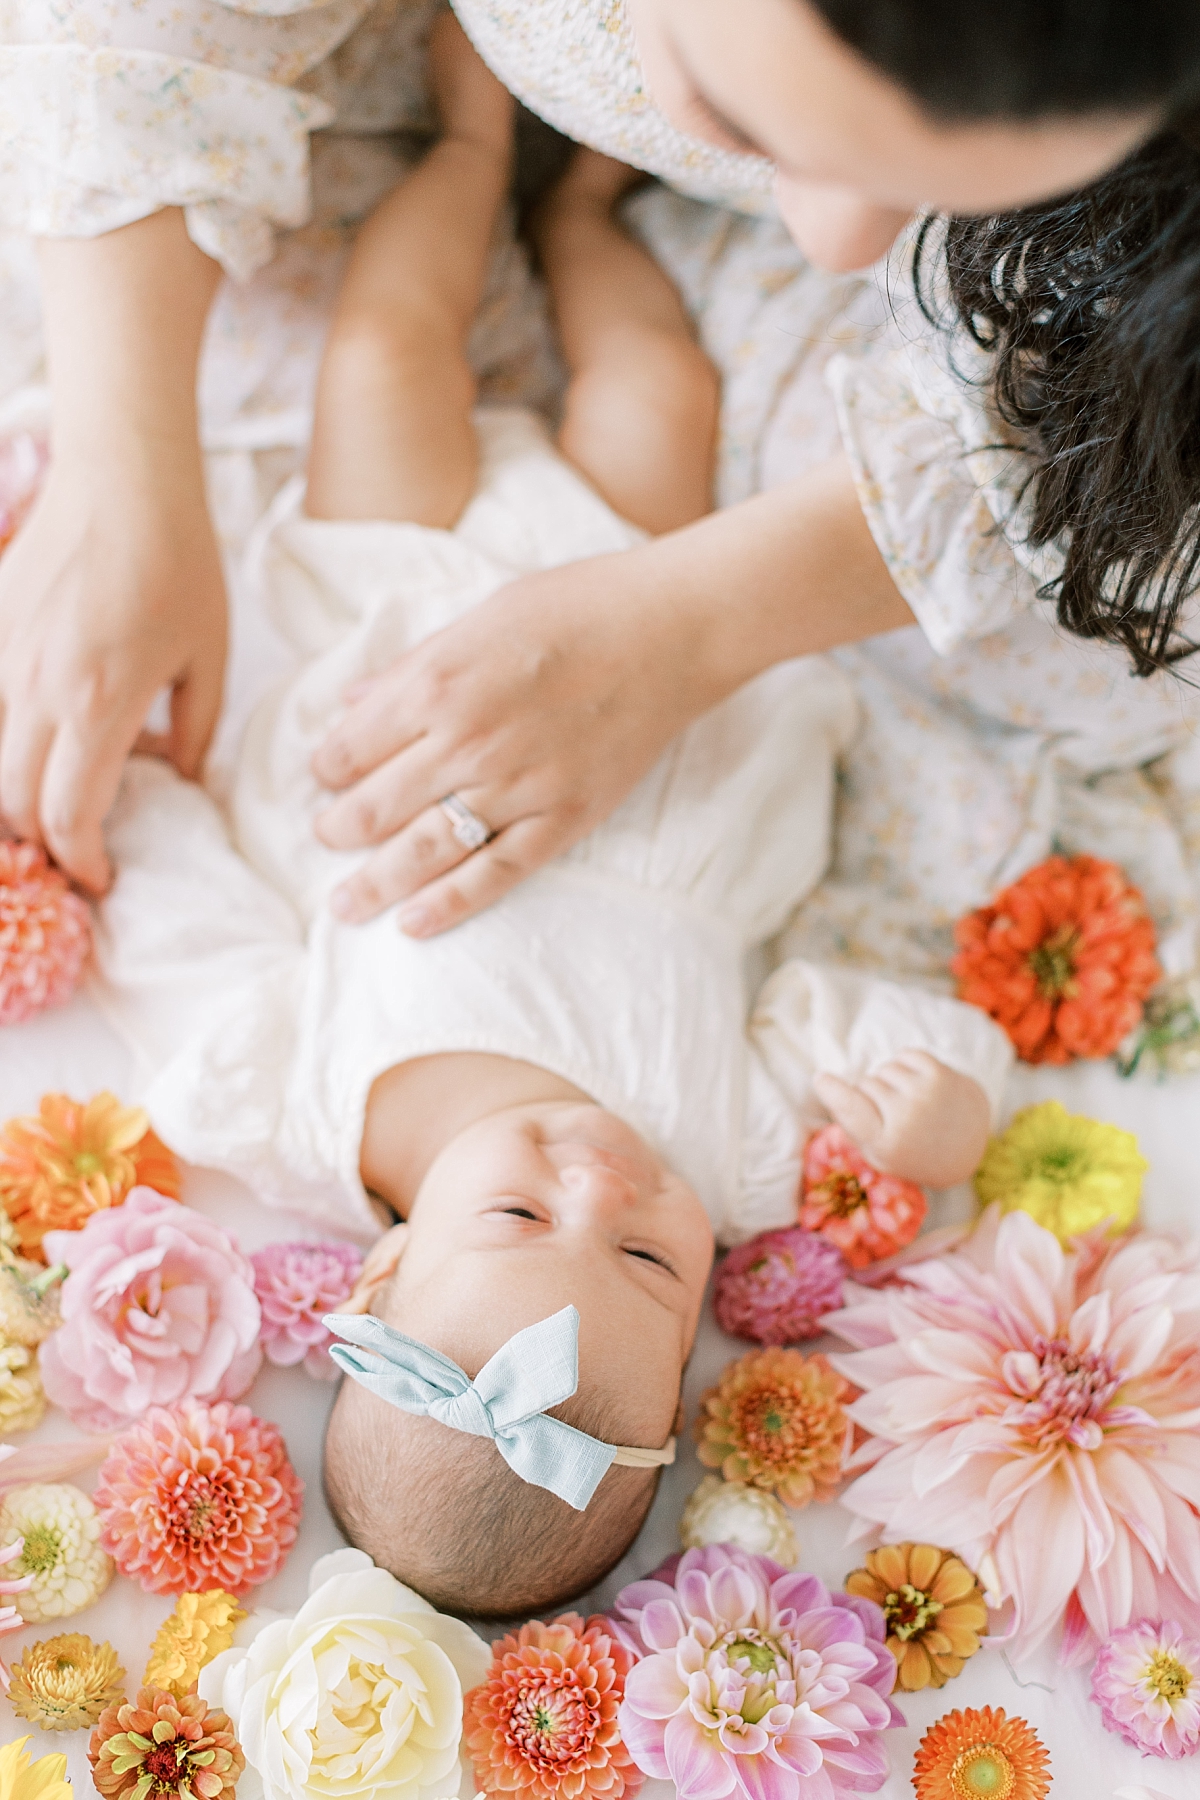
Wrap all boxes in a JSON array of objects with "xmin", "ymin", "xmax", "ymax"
[{"xmin": 812, "ymin": 1050, "xmax": 990, "ymax": 1188}]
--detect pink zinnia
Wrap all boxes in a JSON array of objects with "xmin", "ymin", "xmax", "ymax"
[
  {"xmin": 610, "ymin": 1545, "xmax": 902, "ymax": 1800},
  {"xmin": 714, "ymin": 1227, "xmax": 846, "ymax": 1344},
  {"xmin": 1091, "ymin": 1619, "xmax": 1200, "ymax": 1760},
  {"xmin": 827, "ymin": 1207, "xmax": 1200, "ymax": 1662},
  {"xmin": 40, "ymin": 1189, "xmax": 262, "ymax": 1431},
  {"xmin": 799, "ymin": 1125, "xmax": 926, "ymax": 1270},
  {"xmin": 251, "ymin": 1239, "xmax": 363, "ymax": 1380},
  {"xmin": 94, "ymin": 1398, "xmax": 303, "ymax": 1596},
  {"xmin": 0, "ymin": 841, "xmax": 91, "ymax": 1027}
]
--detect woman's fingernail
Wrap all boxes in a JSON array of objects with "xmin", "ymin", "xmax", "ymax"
[{"xmin": 399, "ymin": 905, "xmax": 431, "ymax": 937}]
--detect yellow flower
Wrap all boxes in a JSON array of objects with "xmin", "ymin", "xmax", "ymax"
[
  {"xmin": 0, "ymin": 1738, "xmax": 72, "ymax": 1800},
  {"xmin": 9, "ymin": 1632, "xmax": 126, "ymax": 1731},
  {"xmin": 974, "ymin": 1101, "xmax": 1145, "ymax": 1244},
  {"xmin": 0, "ymin": 1261, "xmax": 63, "ymax": 1348},
  {"xmin": 844, "ymin": 1544, "xmax": 989, "ymax": 1691},
  {"xmin": 0, "ymin": 1339, "xmax": 44, "ymax": 1435},
  {"xmin": 145, "ymin": 1590, "xmax": 247, "ymax": 1698},
  {"xmin": 0, "ymin": 1091, "xmax": 180, "ymax": 1261}
]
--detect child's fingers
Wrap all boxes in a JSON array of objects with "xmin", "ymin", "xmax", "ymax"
[{"xmin": 812, "ymin": 1071, "xmax": 886, "ymax": 1143}]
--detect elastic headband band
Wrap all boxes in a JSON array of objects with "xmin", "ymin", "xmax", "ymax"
[{"xmin": 325, "ymin": 1304, "xmax": 675, "ymax": 1510}]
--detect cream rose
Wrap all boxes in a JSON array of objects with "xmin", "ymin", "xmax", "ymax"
[{"xmin": 198, "ymin": 1548, "xmax": 491, "ymax": 1800}]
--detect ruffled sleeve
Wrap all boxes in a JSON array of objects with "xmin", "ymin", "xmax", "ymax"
[{"xmin": 0, "ymin": 0, "xmax": 405, "ymax": 279}]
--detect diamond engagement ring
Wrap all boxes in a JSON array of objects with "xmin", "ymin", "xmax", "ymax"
[{"xmin": 439, "ymin": 792, "xmax": 494, "ymax": 853}]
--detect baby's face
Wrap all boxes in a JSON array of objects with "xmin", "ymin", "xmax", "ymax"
[{"xmin": 365, "ymin": 1102, "xmax": 714, "ymax": 1444}]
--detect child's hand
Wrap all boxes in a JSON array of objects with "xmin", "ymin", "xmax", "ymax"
[
  {"xmin": 812, "ymin": 1049, "xmax": 991, "ymax": 1188},
  {"xmin": 0, "ymin": 454, "xmax": 227, "ymax": 893}
]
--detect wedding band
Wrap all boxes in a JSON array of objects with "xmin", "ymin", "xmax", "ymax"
[{"xmin": 439, "ymin": 792, "xmax": 493, "ymax": 853}]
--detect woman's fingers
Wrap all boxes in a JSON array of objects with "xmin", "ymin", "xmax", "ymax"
[
  {"xmin": 0, "ymin": 711, "xmax": 55, "ymax": 846},
  {"xmin": 328, "ymin": 793, "xmax": 500, "ymax": 922},
  {"xmin": 312, "ymin": 675, "xmax": 427, "ymax": 792},
  {"xmin": 395, "ymin": 814, "xmax": 565, "ymax": 937},
  {"xmin": 314, "ymin": 734, "xmax": 451, "ymax": 852},
  {"xmin": 39, "ymin": 705, "xmax": 147, "ymax": 894}
]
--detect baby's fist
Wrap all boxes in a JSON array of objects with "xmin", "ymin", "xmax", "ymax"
[{"xmin": 812, "ymin": 1050, "xmax": 990, "ymax": 1188}]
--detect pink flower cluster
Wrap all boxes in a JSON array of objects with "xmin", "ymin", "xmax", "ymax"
[
  {"xmin": 1091, "ymin": 1618, "xmax": 1200, "ymax": 1760},
  {"xmin": 0, "ymin": 840, "xmax": 91, "ymax": 1027},
  {"xmin": 713, "ymin": 1227, "xmax": 846, "ymax": 1345},
  {"xmin": 41, "ymin": 1189, "xmax": 262, "ymax": 1430},
  {"xmin": 251, "ymin": 1239, "xmax": 363, "ymax": 1379},
  {"xmin": 609, "ymin": 1546, "xmax": 901, "ymax": 1800}
]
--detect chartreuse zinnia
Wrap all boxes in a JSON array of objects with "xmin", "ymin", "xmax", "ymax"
[{"xmin": 975, "ymin": 1101, "xmax": 1145, "ymax": 1244}]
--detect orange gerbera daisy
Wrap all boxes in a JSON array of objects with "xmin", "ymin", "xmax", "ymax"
[
  {"xmin": 913, "ymin": 1707, "xmax": 1051, "ymax": 1800},
  {"xmin": 0, "ymin": 1092, "xmax": 180, "ymax": 1259},
  {"xmin": 694, "ymin": 1346, "xmax": 850, "ymax": 1508},
  {"xmin": 844, "ymin": 1544, "xmax": 989, "ymax": 1691},
  {"xmin": 952, "ymin": 854, "xmax": 1160, "ymax": 1065}
]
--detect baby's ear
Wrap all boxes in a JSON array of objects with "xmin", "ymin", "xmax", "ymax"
[{"xmin": 345, "ymin": 1223, "xmax": 410, "ymax": 1314}]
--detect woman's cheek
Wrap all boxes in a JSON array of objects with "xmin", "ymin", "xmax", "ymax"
[{"xmin": 774, "ymin": 174, "xmax": 911, "ymax": 272}]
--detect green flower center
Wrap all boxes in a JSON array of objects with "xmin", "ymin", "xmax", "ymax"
[
  {"xmin": 20, "ymin": 1523, "xmax": 61, "ymax": 1573},
  {"xmin": 812, "ymin": 1173, "xmax": 868, "ymax": 1218},
  {"xmin": 884, "ymin": 1583, "xmax": 943, "ymax": 1641},
  {"xmin": 728, "ymin": 1639, "xmax": 779, "ymax": 1674},
  {"xmin": 1028, "ymin": 925, "xmax": 1080, "ymax": 999},
  {"xmin": 72, "ymin": 1152, "xmax": 103, "ymax": 1176},
  {"xmin": 949, "ymin": 1745, "xmax": 1015, "ymax": 1800},
  {"xmin": 1147, "ymin": 1649, "xmax": 1192, "ymax": 1702}
]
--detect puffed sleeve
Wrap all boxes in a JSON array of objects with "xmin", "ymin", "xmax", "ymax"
[
  {"xmin": 0, "ymin": 0, "xmax": 398, "ymax": 279},
  {"xmin": 826, "ymin": 268, "xmax": 1063, "ymax": 656}
]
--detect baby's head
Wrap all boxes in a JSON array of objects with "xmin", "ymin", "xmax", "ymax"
[{"xmin": 324, "ymin": 1100, "xmax": 714, "ymax": 1616}]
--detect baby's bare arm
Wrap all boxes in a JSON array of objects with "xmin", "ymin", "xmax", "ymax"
[{"xmin": 813, "ymin": 1051, "xmax": 992, "ymax": 1188}]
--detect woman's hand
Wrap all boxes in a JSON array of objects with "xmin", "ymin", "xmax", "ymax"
[
  {"xmin": 313, "ymin": 460, "xmax": 915, "ymax": 933},
  {"xmin": 0, "ymin": 451, "xmax": 227, "ymax": 893},
  {"xmin": 0, "ymin": 209, "xmax": 225, "ymax": 892}
]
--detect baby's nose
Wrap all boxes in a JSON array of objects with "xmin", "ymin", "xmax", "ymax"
[{"xmin": 557, "ymin": 1161, "xmax": 639, "ymax": 1217}]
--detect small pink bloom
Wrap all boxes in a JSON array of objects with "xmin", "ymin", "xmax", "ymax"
[
  {"xmin": 251, "ymin": 1239, "xmax": 363, "ymax": 1379},
  {"xmin": 94, "ymin": 1398, "xmax": 302, "ymax": 1595},
  {"xmin": 610, "ymin": 1545, "xmax": 902, "ymax": 1800},
  {"xmin": 40, "ymin": 1189, "xmax": 262, "ymax": 1430},
  {"xmin": 800, "ymin": 1125, "xmax": 926, "ymax": 1270},
  {"xmin": 713, "ymin": 1227, "xmax": 846, "ymax": 1344},
  {"xmin": 1091, "ymin": 1619, "xmax": 1200, "ymax": 1760},
  {"xmin": 0, "ymin": 841, "xmax": 91, "ymax": 1027}
]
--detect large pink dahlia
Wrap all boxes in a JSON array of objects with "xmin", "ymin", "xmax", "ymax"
[
  {"xmin": 826, "ymin": 1207, "xmax": 1200, "ymax": 1662},
  {"xmin": 610, "ymin": 1546, "xmax": 902, "ymax": 1800}
]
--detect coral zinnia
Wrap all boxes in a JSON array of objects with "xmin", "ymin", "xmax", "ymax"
[
  {"xmin": 145, "ymin": 1590, "xmax": 247, "ymax": 1698},
  {"xmin": 90, "ymin": 1686, "xmax": 244, "ymax": 1800},
  {"xmin": 829, "ymin": 1207, "xmax": 1200, "ymax": 1661},
  {"xmin": 975, "ymin": 1101, "xmax": 1146, "ymax": 1243},
  {"xmin": 0, "ymin": 1090, "xmax": 180, "ymax": 1260},
  {"xmin": 912, "ymin": 1707, "xmax": 1051, "ymax": 1800},
  {"xmin": 713, "ymin": 1226, "xmax": 847, "ymax": 1344},
  {"xmin": 0, "ymin": 841, "xmax": 91, "ymax": 1030},
  {"xmin": 844, "ymin": 1544, "xmax": 989, "ymax": 1691},
  {"xmin": 799, "ymin": 1125, "xmax": 926, "ymax": 1270},
  {"xmin": 95, "ymin": 1398, "xmax": 302, "ymax": 1595},
  {"xmin": 0, "ymin": 1738, "xmax": 71, "ymax": 1800},
  {"xmin": 953, "ymin": 853, "xmax": 1160, "ymax": 1064},
  {"xmin": 8, "ymin": 1632, "xmax": 126, "ymax": 1731},
  {"xmin": 465, "ymin": 1613, "xmax": 643, "ymax": 1800},
  {"xmin": 1091, "ymin": 1618, "xmax": 1200, "ymax": 1760},
  {"xmin": 694, "ymin": 1345, "xmax": 850, "ymax": 1508}
]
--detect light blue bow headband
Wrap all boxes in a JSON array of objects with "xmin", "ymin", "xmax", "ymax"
[{"xmin": 324, "ymin": 1304, "xmax": 674, "ymax": 1511}]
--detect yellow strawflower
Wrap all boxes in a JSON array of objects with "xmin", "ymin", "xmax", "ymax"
[
  {"xmin": 9, "ymin": 1632, "xmax": 126, "ymax": 1731},
  {"xmin": 975, "ymin": 1101, "xmax": 1146, "ymax": 1244},
  {"xmin": 144, "ymin": 1590, "xmax": 247, "ymax": 1697},
  {"xmin": 0, "ymin": 1738, "xmax": 72, "ymax": 1800}
]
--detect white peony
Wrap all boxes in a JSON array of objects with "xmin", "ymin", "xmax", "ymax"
[
  {"xmin": 198, "ymin": 1548, "xmax": 491, "ymax": 1800},
  {"xmin": 679, "ymin": 1475, "xmax": 798, "ymax": 1566}
]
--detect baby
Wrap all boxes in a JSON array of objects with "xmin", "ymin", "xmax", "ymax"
[{"xmin": 92, "ymin": 19, "xmax": 1011, "ymax": 1617}]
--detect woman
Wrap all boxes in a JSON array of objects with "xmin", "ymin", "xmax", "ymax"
[{"xmin": 0, "ymin": 0, "xmax": 1196, "ymax": 922}]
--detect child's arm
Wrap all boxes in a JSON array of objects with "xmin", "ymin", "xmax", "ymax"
[{"xmin": 0, "ymin": 208, "xmax": 225, "ymax": 893}]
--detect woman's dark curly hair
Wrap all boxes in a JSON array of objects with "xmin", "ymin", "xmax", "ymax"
[{"xmin": 913, "ymin": 131, "xmax": 1200, "ymax": 674}]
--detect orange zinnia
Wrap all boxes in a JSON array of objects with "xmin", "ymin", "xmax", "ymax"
[
  {"xmin": 0, "ymin": 1092, "xmax": 180, "ymax": 1260},
  {"xmin": 952, "ymin": 854, "xmax": 1159, "ymax": 1064},
  {"xmin": 913, "ymin": 1707, "xmax": 1051, "ymax": 1800},
  {"xmin": 694, "ymin": 1346, "xmax": 850, "ymax": 1508}
]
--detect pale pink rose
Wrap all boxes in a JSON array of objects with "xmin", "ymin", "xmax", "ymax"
[{"xmin": 40, "ymin": 1189, "xmax": 262, "ymax": 1430}]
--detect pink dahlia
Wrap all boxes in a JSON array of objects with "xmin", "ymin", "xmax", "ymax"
[
  {"xmin": 713, "ymin": 1228, "xmax": 846, "ymax": 1345},
  {"xmin": 610, "ymin": 1545, "xmax": 902, "ymax": 1800},
  {"xmin": 1091, "ymin": 1619, "xmax": 1200, "ymax": 1760},
  {"xmin": 0, "ymin": 842, "xmax": 91, "ymax": 1027},
  {"xmin": 40, "ymin": 1189, "xmax": 262, "ymax": 1431},
  {"xmin": 251, "ymin": 1239, "xmax": 363, "ymax": 1379},
  {"xmin": 94, "ymin": 1398, "xmax": 303, "ymax": 1595},
  {"xmin": 799, "ymin": 1126, "xmax": 926, "ymax": 1270},
  {"xmin": 827, "ymin": 1207, "xmax": 1200, "ymax": 1662}
]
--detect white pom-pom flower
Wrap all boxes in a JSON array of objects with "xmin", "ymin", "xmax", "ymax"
[
  {"xmin": 0, "ymin": 1482, "xmax": 112, "ymax": 1620},
  {"xmin": 679, "ymin": 1474, "xmax": 798, "ymax": 1566}
]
